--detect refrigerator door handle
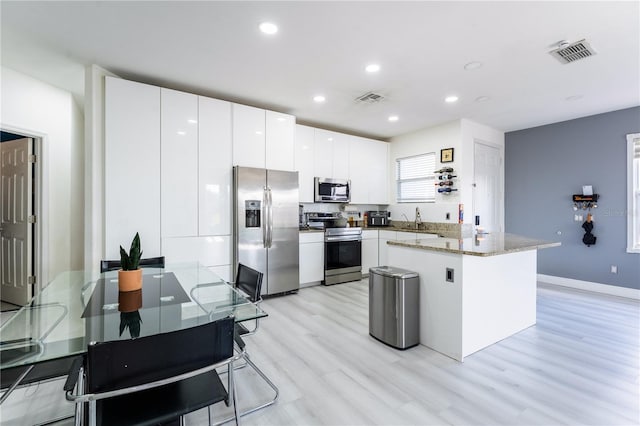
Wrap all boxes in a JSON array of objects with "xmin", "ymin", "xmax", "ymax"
[
  {"xmin": 266, "ymin": 186, "xmax": 274, "ymax": 248},
  {"xmin": 262, "ymin": 186, "xmax": 268, "ymax": 248}
]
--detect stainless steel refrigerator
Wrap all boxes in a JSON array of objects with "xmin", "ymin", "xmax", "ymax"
[{"xmin": 233, "ymin": 166, "xmax": 300, "ymax": 295}]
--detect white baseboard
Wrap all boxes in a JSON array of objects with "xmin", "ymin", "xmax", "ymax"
[{"xmin": 537, "ymin": 274, "xmax": 640, "ymax": 300}]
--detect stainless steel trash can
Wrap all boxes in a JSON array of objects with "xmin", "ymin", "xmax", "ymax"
[{"xmin": 369, "ymin": 266, "xmax": 419, "ymax": 349}]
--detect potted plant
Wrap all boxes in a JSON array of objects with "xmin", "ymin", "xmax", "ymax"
[
  {"xmin": 119, "ymin": 289, "xmax": 142, "ymax": 338},
  {"xmin": 118, "ymin": 232, "xmax": 143, "ymax": 292}
]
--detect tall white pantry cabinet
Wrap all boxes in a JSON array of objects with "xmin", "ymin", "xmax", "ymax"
[{"xmin": 104, "ymin": 77, "xmax": 232, "ymax": 280}]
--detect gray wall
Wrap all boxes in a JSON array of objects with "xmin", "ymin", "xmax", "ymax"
[{"xmin": 505, "ymin": 107, "xmax": 640, "ymax": 290}]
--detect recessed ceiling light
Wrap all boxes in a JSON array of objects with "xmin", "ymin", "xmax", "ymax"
[
  {"xmin": 313, "ymin": 95, "xmax": 326, "ymax": 103},
  {"xmin": 475, "ymin": 96, "xmax": 491, "ymax": 102},
  {"xmin": 259, "ymin": 22, "xmax": 278, "ymax": 35},
  {"xmin": 464, "ymin": 61, "xmax": 483, "ymax": 70},
  {"xmin": 365, "ymin": 64, "xmax": 381, "ymax": 73},
  {"xmin": 328, "ymin": 137, "xmax": 333, "ymax": 142},
  {"xmin": 388, "ymin": 115, "xmax": 399, "ymax": 122},
  {"xmin": 566, "ymin": 95, "xmax": 583, "ymax": 101},
  {"xmin": 445, "ymin": 96, "xmax": 459, "ymax": 103}
]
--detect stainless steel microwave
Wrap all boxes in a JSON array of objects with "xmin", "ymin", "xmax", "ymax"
[{"xmin": 314, "ymin": 177, "xmax": 350, "ymax": 203}]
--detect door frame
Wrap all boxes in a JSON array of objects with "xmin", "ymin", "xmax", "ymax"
[
  {"xmin": 1, "ymin": 124, "xmax": 47, "ymax": 296},
  {"xmin": 472, "ymin": 139, "xmax": 504, "ymax": 233}
]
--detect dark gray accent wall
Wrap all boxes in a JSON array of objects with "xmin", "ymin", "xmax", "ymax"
[{"xmin": 505, "ymin": 107, "xmax": 640, "ymax": 290}]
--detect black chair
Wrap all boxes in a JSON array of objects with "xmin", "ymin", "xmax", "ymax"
[
  {"xmin": 99, "ymin": 256, "xmax": 165, "ymax": 273},
  {"xmin": 64, "ymin": 316, "xmax": 243, "ymax": 426},
  {"xmin": 234, "ymin": 264, "xmax": 263, "ymax": 336}
]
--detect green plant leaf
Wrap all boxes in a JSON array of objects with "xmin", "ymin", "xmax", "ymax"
[
  {"xmin": 119, "ymin": 246, "xmax": 130, "ymax": 270},
  {"xmin": 119, "ymin": 310, "xmax": 142, "ymax": 338},
  {"xmin": 129, "ymin": 233, "xmax": 142, "ymax": 270},
  {"xmin": 118, "ymin": 233, "xmax": 142, "ymax": 270}
]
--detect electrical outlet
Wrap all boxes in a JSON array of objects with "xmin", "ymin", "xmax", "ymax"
[
  {"xmin": 446, "ymin": 212, "xmax": 451, "ymax": 220},
  {"xmin": 574, "ymin": 214, "xmax": 583, "ymax": 222},
  {"xmin": 446, "ymin": 268, "xmax": 454, "ymax": 283},
  {"xmin": 611, "ymin": 265, "xmax": 618, "ymax": 274}
]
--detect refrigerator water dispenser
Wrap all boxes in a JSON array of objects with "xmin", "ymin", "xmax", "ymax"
[{"xmin": 245, "ymin": 200, "xmax": 261, "ymax": 228}]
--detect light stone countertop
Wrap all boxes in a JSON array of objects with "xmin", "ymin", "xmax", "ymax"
[{"xmin": 387, "ymin": 232, "xmax": 560, "ymax": 257}]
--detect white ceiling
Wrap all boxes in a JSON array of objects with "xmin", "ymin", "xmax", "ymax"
[{"xmin": 2, "ymin": 1, "xmax": 639, "ymax": 140}]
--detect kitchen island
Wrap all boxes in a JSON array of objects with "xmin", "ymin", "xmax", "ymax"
[{"xmin": 387, "ymin": 233, "xmax": 559, "ymax": 361}]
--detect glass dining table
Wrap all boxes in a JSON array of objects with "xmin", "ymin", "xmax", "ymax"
[{"xmin": 0, "ymin": 262, "xmax": 268, "ymax": 406}]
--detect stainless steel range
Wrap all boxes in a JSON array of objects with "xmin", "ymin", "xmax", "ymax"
[{"xmin": 323, "ymin": 227, "xmax": 362, "ymax": 285}]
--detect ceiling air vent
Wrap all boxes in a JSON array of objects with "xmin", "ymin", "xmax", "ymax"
[
  {"xmin": 549, "ymin": 39, "xmax": 596, "ymax": 64},
  {"xmin": 355, "ymin": 91, "xmax": 385, "ymax": 104}
]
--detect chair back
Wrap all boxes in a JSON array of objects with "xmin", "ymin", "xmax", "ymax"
[
  {"xmin": 100, "ymin": 256, "xmax": 165, "ymax": 273},
  {"xmin": 235, "ymin": 264, "xmax": 263, "ymax": 303},
  {"xmin": 85, "ymin": 316, "xmax": 234, "ymax": 393}
]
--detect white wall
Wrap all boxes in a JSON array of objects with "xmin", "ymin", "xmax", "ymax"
[
  {"xmin": 388, "ymin": 120, "xmax": 462, "ymax": 223},
  {"xmin": 84, "ymin": 65, "xmax": 118, "ymax": 276},
  {"xmin": 388, "ymin": 119, "xmax": 504, "ymax": 226},
  {"xmin": 1, "ymin": 66, "xmax": 84, "ymax": 285}
]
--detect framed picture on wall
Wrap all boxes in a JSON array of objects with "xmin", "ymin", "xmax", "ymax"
[{"xmin": 440, "ymin": 147, "xmax": 454, "ymax": 163}]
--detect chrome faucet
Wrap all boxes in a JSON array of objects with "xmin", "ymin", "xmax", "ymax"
[{"xmin": 401, "ymin": 213, "xmax": 411, "ymax": 229}]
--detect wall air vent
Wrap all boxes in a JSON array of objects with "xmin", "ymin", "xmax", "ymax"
[
  {"xmin": 549, "ymin": 39, "xmax": 596, "ymax": 64},
  {"xmin": 355, "ymin": 91, "xmax": 385, "ymax": 104}
]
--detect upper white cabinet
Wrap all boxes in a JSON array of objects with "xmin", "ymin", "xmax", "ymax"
[
  {"xmin": 295, "ymin": 125, "xmax": 315, "ymax": 202},
  {"xmin": 314, "ymin": 129, "xmax": 349, "ymax": 180},
  {"xmin": 233, "ymin": 104, "xmax": 295, "ymax": 171},
  {"xmin": 199, "ymin": 97, "xmax": 232, "ymax": 236},
  {"xmin": 266, "ymin": 111, "xmax": 295, "ymax": 171},
  {"xmin": 161, "ymin": 88, "xmax": 199, "ymax": 238},
  {"xmin": 368, "ymin": 139, "xmax": 390, "ymax": 204},
  {"xmin": 104, "ymin": 76, "xmax": 161, "ymax": 258},
  {"xmin": 349, "ymin": 136, "xmax": 390, "ymax": 205},
  {"xmin": 313, "ymin": 129, "xmax": 334, "ymax": 178},
  {"xmin": 331, "ymin": 132, "xmax": 349, "ymax": 180},
  {"xmin": 232, "ymin": 104, "xmax": 265, "ymax": 169},
  {"xmin": 348, "ymin": 136, "xmax": 369, "ymax": 205},
  {"xmin": 294, "ymin": 126, "xmax": 389, "ymax": 204}
]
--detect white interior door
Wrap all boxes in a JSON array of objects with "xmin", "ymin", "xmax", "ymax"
[
  {"xmin": 473, "ymin": 141, "xmax": 503, "ymax": 233},
  {"xmin": 1, "ymin": 137, "xmax": 33, "ymax": 305}
]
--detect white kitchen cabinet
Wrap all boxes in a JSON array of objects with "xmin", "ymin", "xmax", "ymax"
[
  {"xmin": 368, "ymin": 139, "xmax": 390, "ymax": 204},
  {"xmin": 331, "ymin": 132, "xmax": 349, "ymax": 180},
  {"xmin": 232, "ymin": 104, "xmax": 265, "ymax": 168},
  {"xmin": 314, "ymin": 129, "xmax": 334, "ymax": 178},
  {"xmin": 104, "ymin": 76, "xmax": 161, "ymax": 258},
  {"xmin": 199, "ymin": 96, "xmax": 232, "ymax": 236},
  {"xmin": 348, "ymin": 136, "xmax": 389, "ymax": 205},
  {"xmin": 162, "ymin": 235, "xmax": 231, "ymax": 268},
  {"xmin": 378, "ymin": 230, "xmax": 396, "ymax": 267},
  {"xmin": 266, "ymin": 111, "xmax": 295, "ymax": 171},
  {"xmin": 295, "ymin": 125, "xmax": 315, "ymax": 202},
  {"xmin": 314, "ymin": 129, "xmax": 349, "ymax": 180},
  {"xmin": 299, "ymin": 232, "xmax": 324, "ymax": 285},
  {"xmin": 161, "ymin": 88, "xmax": 199, "ymax": 238},
  {"xmin": 348, "ymin": 135, "xmax": 370, "ymax": 204},
  {"xmin": 361, "ymin": 229, "xmax": 379, "ymax": 276},
  {"xmin": 232, "ymin": 105, "xmax": 295, "ymax": 171}
]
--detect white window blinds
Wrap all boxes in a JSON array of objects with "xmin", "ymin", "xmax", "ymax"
[{"xmin": 396, "ymin": 153, "xmax": 436, "ymax": 203}]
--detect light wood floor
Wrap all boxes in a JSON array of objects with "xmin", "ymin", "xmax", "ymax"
[{"xmin": 2, "ymin": 281, "xmax": 639, "ymax": 425}]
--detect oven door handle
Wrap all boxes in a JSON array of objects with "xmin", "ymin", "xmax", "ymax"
[{"xmin": 325, "ymin": 236, "xmax": 362, "ymax": 242}]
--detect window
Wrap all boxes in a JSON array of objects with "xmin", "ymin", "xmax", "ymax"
[
  {"xmin": 396, "ymin": 153, "xmax": 436, "ymax": 203},
  {"xmin": 628, "ymin": 133, "xmax": 640, "ymax": 253}
]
